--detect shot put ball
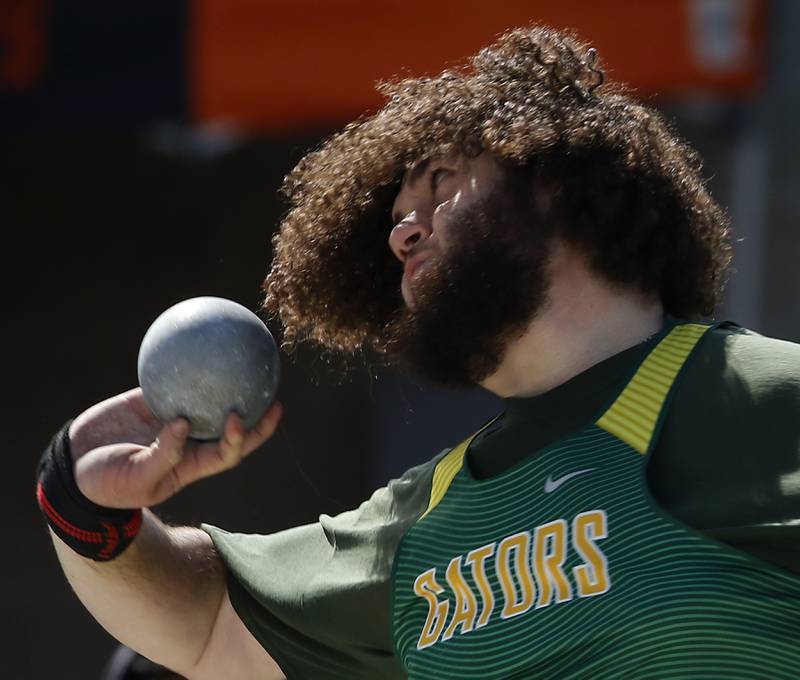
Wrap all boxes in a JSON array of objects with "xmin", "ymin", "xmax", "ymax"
[{"xmin": 137, "ymin": 296, "xmax": 280, "ymax": 441}]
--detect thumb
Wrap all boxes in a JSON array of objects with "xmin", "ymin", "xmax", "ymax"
[{"xmin": 134, "ymin": 419, "xmax": 191, "ymax": 500}]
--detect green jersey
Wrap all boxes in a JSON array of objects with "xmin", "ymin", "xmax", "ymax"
[
  {"xmin": 392, "ymin": 323, "xmax": 800, "ymax": 678},
  {"xmin": 204, "ymin": 320, "xmax": 800, "ymax": 678}
]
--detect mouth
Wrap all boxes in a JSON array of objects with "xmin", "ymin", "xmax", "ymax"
[
  {"xmin": 401, "ymin": 251, "xmax": 434, "ymax": 310},
  {"xmin": 404, "ymin": 252, "xmax": 431, "ymax": 280}
]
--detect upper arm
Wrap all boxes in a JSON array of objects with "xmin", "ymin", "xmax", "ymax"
[
  {"xmin": 652, "ymin": 328, "xmax": 800, "ymax": 526},
  {"xmin": 192, "ymin": 458, "xmax": 441, "ymax": 680},
  {"xmin": 189, "ymin": 588, "xmax": 286, "ymax": 680}
]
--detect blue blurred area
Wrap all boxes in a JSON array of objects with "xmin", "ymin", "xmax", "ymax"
[{"xmin": 0, "ymin": 2, "xmax": 186, "ymax": 132}]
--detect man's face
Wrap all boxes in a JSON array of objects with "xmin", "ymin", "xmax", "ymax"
[
  {"xmin": 384, "ymin": 152, "xmax": 554, "ymax": 388},
  {"xmin": 389, "ymin": 153, "xmax": 503, "ymax": 310}
]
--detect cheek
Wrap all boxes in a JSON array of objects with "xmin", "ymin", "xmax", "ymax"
[{"xmin": 432, "ymin": 189, "xmax": 464, "ymax": 249}]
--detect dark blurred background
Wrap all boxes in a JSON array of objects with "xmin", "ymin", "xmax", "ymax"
[{"xmin": 2, "ymin": 1, "xmax": 798, "ymax": 677}]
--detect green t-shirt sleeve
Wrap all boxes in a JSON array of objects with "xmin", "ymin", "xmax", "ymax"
[
  {"xmin": 649, "ymin": 326, "xmax": 800, "ymax": 572},
  {"xmin": 652, "ymin": 326, "xmax": 800, "ymax": 525},
  {"xmin": 202, "ymin": 453, "xmax": 444, "ymax": 680}
]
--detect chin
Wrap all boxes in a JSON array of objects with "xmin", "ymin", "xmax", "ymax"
[{"xmin": 401, "ymin": 284, "xmax": 417, "ymax": 311}]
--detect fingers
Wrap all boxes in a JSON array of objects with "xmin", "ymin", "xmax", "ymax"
[
  {"xmin": 215, "ymin": 401, "xmax": 284, "ymax": 468},
  {"xmin": 167, "ymin": 402, "xmax": 284, "ymax": 486},
  {"xmin": 72, "ymin": 399, "xmax": 284, "ymax": 508},
  {"xmin": 242, "ymin": 401, "xmax": 284, "ymax": 454},
  {"xmin": 217, "ymin": 412, "xmax": 247, "ymax": 468},
  {"xmin": 72, "ymin": 387, "xmax": 166, "ymax": 458},
  {"xmin": 146, "ymin": 418, "xmax": 191, "ymax": 480},
  {"xmin": 123, "ymin": 387, "xmax": 160, "ymax": 421},
  {"xmin": 146, "ymin": 418, "xmax": 191, "ymax": 502}
]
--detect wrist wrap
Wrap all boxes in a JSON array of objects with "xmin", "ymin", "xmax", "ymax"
[{"xmin": 36, "ymin": 421, "xmax": 142, "ymax": 561}]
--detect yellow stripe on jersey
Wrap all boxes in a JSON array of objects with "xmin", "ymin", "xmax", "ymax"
[
  {"xmin": 422, "ymin": 443, "xmax": 468, "ymax": 519},
  {"xmin": 596, "ymin": 323, "xmax": 710, "ymax": 454},
  {"xmin": 422, "ymin": 418, "xmax": 500, "ymax": 518}
]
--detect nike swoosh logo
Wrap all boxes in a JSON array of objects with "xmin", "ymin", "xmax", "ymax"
[{"xmin": 544, "ymin": 469, "xmax": 596, "ymax": 494}]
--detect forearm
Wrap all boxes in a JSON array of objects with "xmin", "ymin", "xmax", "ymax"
[
  {"xmin": 42, "ymin": 390, "xmax": 284, "ymax": 676},
  {"xmin": 51, "ymin": 509, "xmax": 226, "ymax": 676}
]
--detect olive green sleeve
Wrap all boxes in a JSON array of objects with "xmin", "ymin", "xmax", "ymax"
[
  {"xmin": 202, "ymin": 453, "xmax": 443, "ymax": 680},
  {"xmin": 649, "ymin": 326, "xmax": 800, "ymax": 571}
]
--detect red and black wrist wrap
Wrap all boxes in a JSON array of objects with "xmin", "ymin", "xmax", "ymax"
[{"xmin": 36, "ymin": 421, "xmax": 142, "ymax": 561}]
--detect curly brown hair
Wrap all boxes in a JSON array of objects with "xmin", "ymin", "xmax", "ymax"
[{"xmin": 264, "ymin": 25, "xmax": 731, "ymax": 354}]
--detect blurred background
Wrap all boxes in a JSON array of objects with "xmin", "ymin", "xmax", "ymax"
[{"xmin": 2, "ymin": 0, "xmax": 798, "ymax": 677}]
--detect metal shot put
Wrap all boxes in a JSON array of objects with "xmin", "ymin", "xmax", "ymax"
[{"xmin": 137, "ymin": 297, "xmax": 280, "ymax": 441}]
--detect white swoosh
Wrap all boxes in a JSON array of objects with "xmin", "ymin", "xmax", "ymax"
[{"xmin": 544, "ymin": 468, "xmax": 596, "ymax": 493}]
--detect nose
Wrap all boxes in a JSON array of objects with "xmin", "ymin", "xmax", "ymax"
[{"xmin": 389, "ymin": 212, "xmax": 432, "ymax": 262}]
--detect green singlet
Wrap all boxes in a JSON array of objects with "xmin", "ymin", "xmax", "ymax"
[
  {"xmin": 392, "ymin": 323, "xmax": 800, "ymax": 678},
  {"xmin": 203, "ymin": 320, "xmax": 800, "ymax": 679}
]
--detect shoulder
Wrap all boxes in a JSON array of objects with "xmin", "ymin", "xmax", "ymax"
[
  {"xmin": 323, "ymin": 450, "xmax": 448, "ymax": 537},
  {"xmin": 205, "ymin": 450, "xmax": 449, "ymax": 569},
  {"xmin": 688, "ymin": 324, "xmax": 800, "ymax": 405},
  {"xmin": 667, "ymin": 322, "xmax": 800, "ymax": 443},
  {"xmin": 650, "ymin": 323, "xmax": 800, "ymax": 527},
  {"xmin": 200, "ymin": 450, "xmax": 451, "ymax": 678}
]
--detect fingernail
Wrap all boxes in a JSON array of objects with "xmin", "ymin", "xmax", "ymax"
[{"xmin": 172, "ymin": 420, "xmax": 189, "ymax": 437}]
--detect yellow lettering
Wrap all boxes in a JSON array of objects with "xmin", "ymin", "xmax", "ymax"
[
  {"xmin": 413, "ymin": 568, "xmax": 450, "ymax": 649},
  {"xmin": 442, "ymin": 556, "xmax": 478, "ymax": 640},
  {"xmin": 465, "ymin": 543, "xmax": 496, "ymax": 628},
  {"xmin": 534, "ymin": 519, "xmax": 572, "ymax": 608},
  {"xmin": 572, "ymin": 510, "xmax": 610, "ymax": 597},
  {"xmin": 496, "ymin": 531, "xmax": 536, "ymax": 619}
]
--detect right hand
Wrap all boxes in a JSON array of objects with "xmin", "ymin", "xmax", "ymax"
[{"xmin": 68, "ymin": 388, "xmax": 283, "ymax": 508}]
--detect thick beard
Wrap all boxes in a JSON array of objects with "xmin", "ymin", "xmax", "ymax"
[{"xmin": 384, "ymin": 171, "xmax": 553, "ymax": 388}]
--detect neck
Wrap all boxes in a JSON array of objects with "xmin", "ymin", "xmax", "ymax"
[{"xmin": 481, "ymin": 247, "xmax": 664, "ymax": 398}]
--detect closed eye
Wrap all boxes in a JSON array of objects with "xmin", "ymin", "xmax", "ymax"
[{"xmin": 431, "ymin": 168, "xmax": 451, "ymax": 190}]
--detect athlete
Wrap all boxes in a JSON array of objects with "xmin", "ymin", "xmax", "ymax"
[{"xmin": 38, "ymin": 26, "xmax": 800, "ymax": 679}]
